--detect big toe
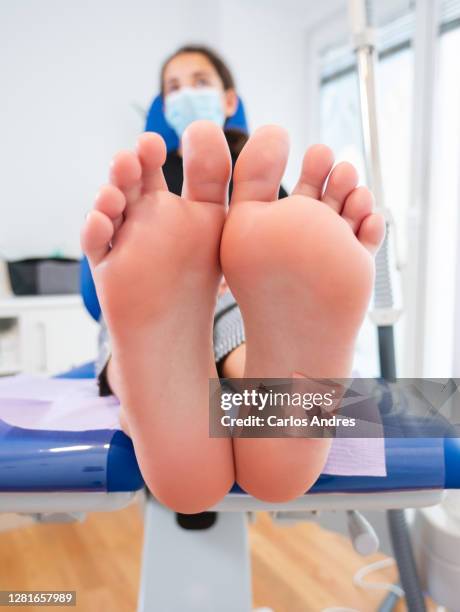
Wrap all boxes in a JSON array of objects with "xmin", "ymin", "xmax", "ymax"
[
  {"xmin": 181, "ymin": 120, "xmax": 232, "ymax": 205},
  {"xmin": 231, "ymin": 125, "xmax": 289, "ymax": 203}
]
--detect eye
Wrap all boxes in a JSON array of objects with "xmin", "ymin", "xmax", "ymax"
[
  {"xmin": 195, "ymin": 77, "xmax": 211, "ymax": 87},
  {"xmin": 165, "ymin": 80, "xmax": 180, "ymax": 95}
]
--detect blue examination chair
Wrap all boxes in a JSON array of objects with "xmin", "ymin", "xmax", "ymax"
[{"xmin": 1, "ymin": 359, "xmax": 459, "ymax": 611}]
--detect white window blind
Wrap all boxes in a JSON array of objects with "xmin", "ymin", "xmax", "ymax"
[
  {"xmin": 320, "ymin": 10, "xmax": 415, "ymax": 84},
  {"xmin": 320, "ymin": 0, "xmax": 460, "ymax": 84},
  {"xmin": 441, "ymin": 0, "xmax": 460, "ymax": 25}
]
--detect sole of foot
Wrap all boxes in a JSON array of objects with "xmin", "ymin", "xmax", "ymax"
[
  {"xmin": 81, "ymin": 121, "xmax": 236, "ymax": 513},
  {"xmin": 221, "ymin": 126, "xmax": 385, "ymax": 502}
]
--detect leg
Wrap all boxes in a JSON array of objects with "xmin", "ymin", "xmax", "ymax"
[
  {"xmin": 221, "ymin": 127, "xmax": 385, "ymax": 502},
  {"xmin": 220, "ymin": 343, "xmax": 246, "ymax": 378},
  {"xmin": 81, "ymin": 122, "xmax": 235, "ymax": 513}
]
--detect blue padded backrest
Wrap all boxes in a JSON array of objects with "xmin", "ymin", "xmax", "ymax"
[
  {"xmin": 81, "ymin": 93, "xmax": 249, "ymax": 320},
  {"xmin": 145, "ymin": 94, "xmax": 249, "ymax": 151},
  {"xmin": 80, "ymin": 257, "xmax": 101, "ymax": 321}
]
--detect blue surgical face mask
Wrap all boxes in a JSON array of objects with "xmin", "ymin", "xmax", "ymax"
[{"xmin": 164, "ymin": 87, "xmax": 226, "ymax": 138}]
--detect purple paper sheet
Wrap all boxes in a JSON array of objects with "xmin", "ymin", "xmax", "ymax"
[{"xmin": 0, "ymin": 375, "xmax": 386, "ymax": 476}]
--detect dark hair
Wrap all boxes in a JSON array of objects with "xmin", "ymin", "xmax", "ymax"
[{"xmin": 160, "ymin": 44, "xmax": 249, "ymax": 157}]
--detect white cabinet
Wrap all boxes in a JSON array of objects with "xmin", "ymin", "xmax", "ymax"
[{"xmin": 0, "ymin": 296, "xmax": 99, "ymax": 376}]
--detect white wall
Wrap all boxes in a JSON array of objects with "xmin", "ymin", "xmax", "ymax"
[
  {"xmin": 1, "ymin": 0, "xmax": 343, "ymax": 260},
  {"xmin": 0, "ymin": 0, "xmax": 220, "ymax": 259},
  {"xmin": 218, "ymin": 1, "xmax": 311, "ymax": 190}
]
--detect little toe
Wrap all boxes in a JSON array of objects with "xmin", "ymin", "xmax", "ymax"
[
  {"xmin": 341, "ymin": 186, "xmax": 374, "ymax": 234},
  {"xmin": 292, "ymin": 144, "xmax": 334, "ymax": 199},
  {"xmin": 321, "ymin": 161, "xmax": 359, "ymax": 213},
  {"xmin": 81, "ymin": 210, "xmax": 114, "ymax": 267},
  {"xmin": 357, "ymin": 213, "xmax": 386, "ymax": 254},
  {"xmin": 137, "ymin": 132, "xmax": 168, "ymax": 194},
  {"xmin": 110, "ymin": 150, "xmax": 142, "ymax": 206}
]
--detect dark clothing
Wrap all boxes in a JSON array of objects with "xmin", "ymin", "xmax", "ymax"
[{"xmin": 163, "ymin": 150, "xmax": 288, "ymax": 200}]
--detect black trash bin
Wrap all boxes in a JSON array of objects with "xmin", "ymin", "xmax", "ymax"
[{"xmin": 7, "ymin": 258, "xmax": 80, "ymax": 296}]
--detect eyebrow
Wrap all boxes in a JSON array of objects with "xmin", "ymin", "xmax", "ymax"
[
  {"xmin": 191, "ymin": 70, "xmax": 212, "ymax": 79},
  {"xmin": 165, "ymin": 76, "xmax": 179, "ymax": 87}
]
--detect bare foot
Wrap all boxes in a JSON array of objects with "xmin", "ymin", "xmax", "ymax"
[
  {"xmin": 221, "ymin": 126, "xmax": 385, "ymax": 502},
  {"xmin": 81, "ymin": 121, "xmax": 235, "ymax": 513}
]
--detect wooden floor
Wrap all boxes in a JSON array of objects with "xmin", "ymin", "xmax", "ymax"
[{"xmin": 0, "ymin": 501, "xmax": 435, "ymax": 612}]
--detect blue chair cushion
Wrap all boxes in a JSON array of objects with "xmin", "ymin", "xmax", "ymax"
[{"xmin": 80, "ymin": 257, "xmax": 100, "ymax": 322}]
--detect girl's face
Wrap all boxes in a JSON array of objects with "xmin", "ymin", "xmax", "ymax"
[{"xmin": 163, "ymin": 52, "xmax": 237, "ymax": 119}]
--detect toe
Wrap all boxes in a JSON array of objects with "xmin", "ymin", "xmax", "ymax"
[
  {"xmin": 357, "ymin": 213, "xmax": 386, "ymax": 254},
  {"xmin": 95, "ymin": 184, "xmax": 126, "ymax": 223},
  {"xmin": 292, "ymin": 144, "xmax": 334, "ymax": 199},
  {"xmin": 137, "ymin": 132, "xmax": 168, "ymax": 194},
  {"xmin": 110, "ymin": 150, "xmax": 142, "ymax": 206},
  {"xmin": 231, "ymin": 125, "xmax": 289, "ymax": 203},
  {"xmin": 81, "ymin": 210, "xmax": 114, "ymax": 267},
  {"xmin": 94, "ymin": 184, "xmax": 126, "ymax": 234},
  {"xmin": 181, "ymin": 120, "xmax": 231, "ymax": 205},
  {"xmin": 341, "ymin": 186, "xmax": 374, "ymax": 234},
  {"xmin": 321, "ymin": 161, "xmax": 359, "ymax": 213}
]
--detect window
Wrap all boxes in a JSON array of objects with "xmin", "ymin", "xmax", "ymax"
[
  {"xmin": 317, "ymin": 2, "xmax": 460, "ymax": 377},
  {"xmin": 319, "ymin": 12, "xmax": 415, "ymax": 377},
  {"xmin": 424, "ymin": 13, "xmax": 460, "ymax": 376}
]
